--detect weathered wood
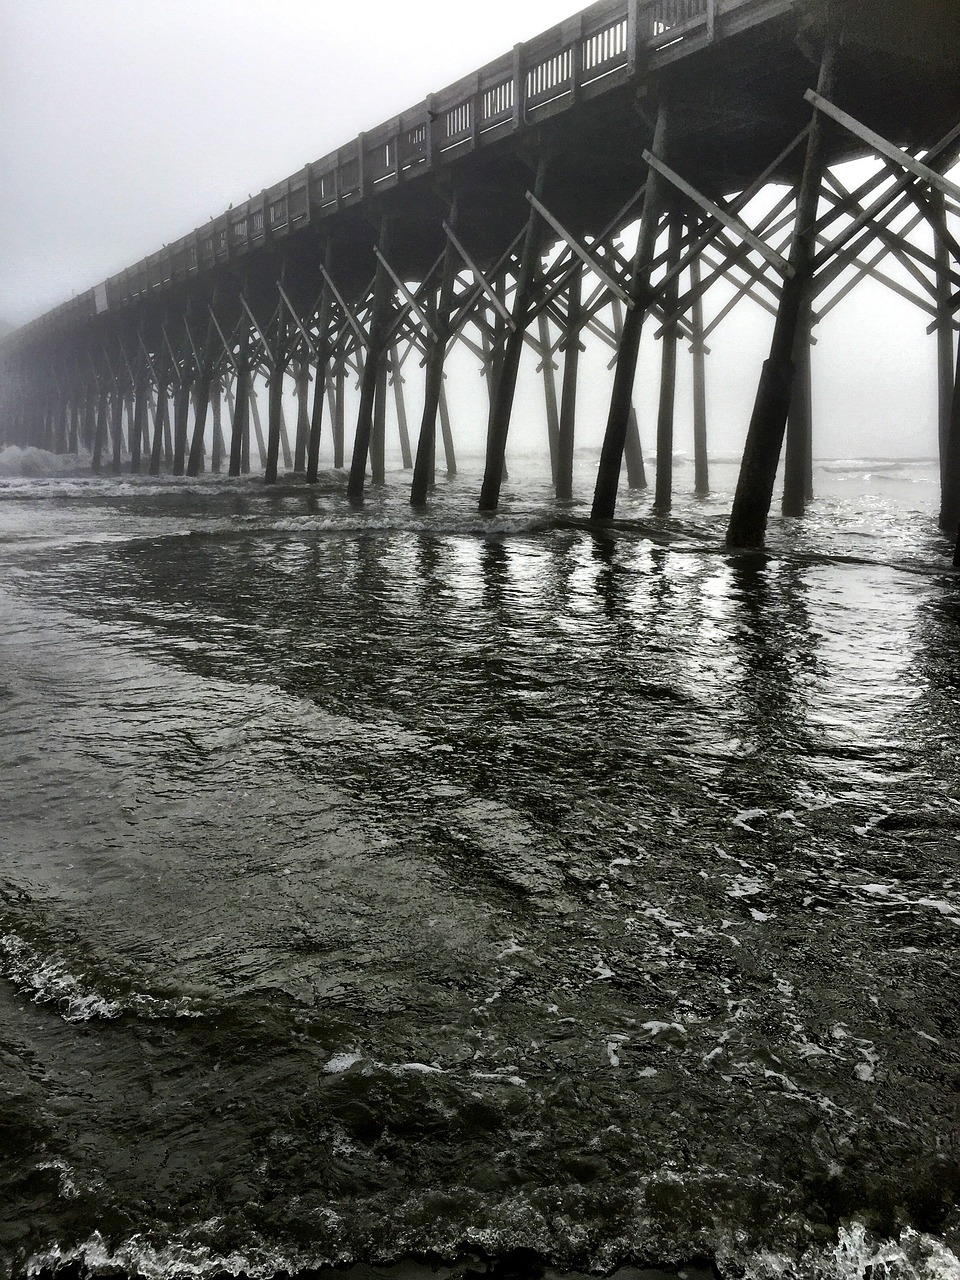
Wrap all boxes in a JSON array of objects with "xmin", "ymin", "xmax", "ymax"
[
  {"xmin": 933, "ymin": 191, "xmax": 956, "ymax": 516},
  {"xmin": 538, "ymin": 313, "xmax": 561, "ymax": 484},
  {"xmin": 412, "ymin": 213, "xmax": 460, "ymax": 504},
  {"xmin": 390, "ymin": 350, "xmax": 413, "ymax": 470},
  {"xmin": 592, "ymin": 104, "xmax": 669, "ymax": 520},
  {"xmin": 372, "ymin": 357, "xmax": 387, "ymax": 486},
  {"xmin": 942, "ymin": 327, "xmax": 960, "ymax": 535},
  {"xmin": 727, "ymin": 40, "xmax": 838, "ymax": 549},
  {"xmin": 557, "ymin": 267, "xmax": 583, "ymax": 501},
  {"xmin": 265, "ymin": 364, "xmax": 286, "ymax": 484},
  {"xmin": 249, "ymin": 382, "xmax": 268, "ymax": 468},
  {"xmin": 150, "ymin": 384, "xmax": 168, "ymax": 476},
  {"xmin": 782, "ymin": 295, "xmax": 813, "ymax": 516},
  {"xmin": 690, "ymin": 244, "xmax": 709, "ymax": 497},
  {"xmin": 349, "ymin": 218, "xmax": 394, "ymax": 500},
  {"xmin": 228, "ymin": 369, "xmax": 250, "ymax": 477},
  {"xmin": 439, "ymin": 380, "xmax": 456, "ymax": 479},
  {"xmin": 654, "ymin": 214, "xmax": 683, "ymax": 514},
  {"xmin": 294, "ymin": 363, "xmax": 310, "ymax": 472},
  {"xmin": 479, "ymin": 157, "xmax": 548, "ymax": 512},
  {"xmin": 172, "ymin": 382, "xmax": 191, "ymax": 475},
  {"xmin": 211, "ymin": 381, "xmax": 224, "ymax": 473},
  {"xmin": 187, "ymin": 374, "xmax": 212, "ymax": 477},
  {"xmin": 111, "ymin": 389, "xmax": 124, "ymax": 475}
]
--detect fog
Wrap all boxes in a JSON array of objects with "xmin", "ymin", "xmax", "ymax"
[{"xmin": 1, "ymin": 0, "xmax": 952, "ymax": 459}]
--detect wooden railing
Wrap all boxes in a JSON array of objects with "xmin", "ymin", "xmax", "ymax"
[{"xmin": 17, "ymin": 0, "xmax": 742, "ymax": 342}]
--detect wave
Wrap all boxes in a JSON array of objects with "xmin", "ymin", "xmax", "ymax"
[
  {"xmin": 0, "ymin": 446, "xmax": 91, "ymax": 478},
  {"xmin": 0, "ymin": 929, "xmax": 204, "ymax": 1023},
  {"xmin": 22, "ymin": 1223, "xmax": 960, "ymax": 1280}
]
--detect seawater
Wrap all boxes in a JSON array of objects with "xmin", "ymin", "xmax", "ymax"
[{"xmin": 0, "ymin": 446, "xmax": 958, "ymax": 1280}]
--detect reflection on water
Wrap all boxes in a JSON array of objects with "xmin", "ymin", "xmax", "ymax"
[{"xmin": 0, "ymin": 456, "xmax": 958, "ymax": 1280}]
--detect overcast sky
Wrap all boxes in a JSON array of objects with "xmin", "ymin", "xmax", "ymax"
[
  {"xmin": 0, "ymin": 0, "xmax": 585, "ymax": 325},
  {"xmin": 1, "ymin": 0, "xmax": 953, "ymax": 458}
]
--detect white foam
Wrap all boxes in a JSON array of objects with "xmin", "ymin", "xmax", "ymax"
[{"xmin": 0, "ymin": 931, "xmax": 204, "ymax": 1022}]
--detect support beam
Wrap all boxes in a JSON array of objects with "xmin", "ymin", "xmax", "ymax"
[
  {"xmin": 349, "ymin": 218, "xmax": 394, "ymax": 500},
  {"xmin": 727, "ymin": 42, "xmax": 837, "ymax": 549},
  {"xmin": 782, "ymin": 295, "xmax": 813, "ymax": 516},
  {"xmin": 933, "ymin": 192, "xmax": 956, "ymax": 506},
  {"xmin": 654, "ymin": 214, "xmax": 683, "ymax": 514},
  {"xmin": 111, "ymin": 388, "xmax": 124, "ymax": 475},
  {"xmin": 439, "ymin": 380, "xmax": 456, "ymax": 479},
  {"xmin": 392, "ymin": 361, "xmax": 413, "ymax": 471},
  {"xmin": 211, "ymin": 381, "xmax": 224, "ymax": 473},
  {"xmin": 265, "ymin": 361, "xmax": 286, "ymax": 484},
  {"xmin": 538, "ymin": 312, "xmax": 561, "ymax": 484},
  {"xmin": 557, "ymin": 267, "xmax": 583, "ymax": 502},
  {"xmin": 294, "ymin": 363, "xmax": 310, "ymax": 472},
  {"xmin": 942, "ymin": 327, "xmax": 960, "ymax": 534},
  {"xmin": 92, "ymin": 387, "xmax": 108, "ymax": 473},
  {"xmin": 592, "ymin": 105, "xmax": 669, "ymax": 520},
  {"xmin": 690, "ymin": 243, "xmax": 709, "ymax": 497},
  {"xmin": 807, "ymin": 91, "xmax": 960, "ymax": 207},
  {"xmin": 149, "ymin": 384, "xmax": 168, "ymax": 476},
  {"xmin": 187, "ymin": 373, "xmax": 212, "ymax": 477},
  {"xmin": 229, "ymin": 368, "xmax": 250, "ymax": 477},
  {"xmin": 480, "ymin": 157, "xmax": 549, "ymax": 511}
]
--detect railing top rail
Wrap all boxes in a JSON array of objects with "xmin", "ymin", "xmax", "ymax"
[{"xmin": 8, "ymin": 0, "xmax": 770, "ymax": 346}]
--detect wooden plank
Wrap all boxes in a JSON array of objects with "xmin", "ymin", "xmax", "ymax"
[
  {"xmin": 806, "ymin": 91, "xmax": 960, "ymax": 206},
  {"xmin": 526, "ymin": 191, "xmax": 633, "ymax": 306},
  {"xmin": 643, "ymin": 151, "xmax": 794, "ymax": 277}
]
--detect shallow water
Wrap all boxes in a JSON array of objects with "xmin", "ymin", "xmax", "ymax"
[{"xmin": 0, "ymin": 449, "xmax": 958, "ymax": 1280}]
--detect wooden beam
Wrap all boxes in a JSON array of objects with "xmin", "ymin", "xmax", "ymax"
[
  {"xmin": 806, "ymin": 91, "xmax": 960, "ymax": 206},
  {"xmin": 643, "ymin": 151, "xmax": 794, "ymax": 278}
]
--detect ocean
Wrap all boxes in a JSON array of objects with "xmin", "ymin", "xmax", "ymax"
[{"xmin": 0, "ymin": 446, "xmax": 957, "ymax": 1280}]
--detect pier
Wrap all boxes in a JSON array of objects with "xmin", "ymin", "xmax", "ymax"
[{"xmin": 1, "ymin": 0, "xmax": 958, "ymax": 553}]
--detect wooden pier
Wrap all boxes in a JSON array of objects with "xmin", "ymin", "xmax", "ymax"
[{"xmin": 1, "ymin": 0, "xmax": 959, "ymax": 553}]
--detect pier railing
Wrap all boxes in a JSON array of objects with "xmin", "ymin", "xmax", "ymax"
[{"xmin": 18, "ymin": 0, "xmax": 738, "ymax": 342}]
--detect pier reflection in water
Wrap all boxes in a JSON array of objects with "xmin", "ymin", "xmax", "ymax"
[{"xmin": 0, "ymin": 464, "xmax": 957, "ymax": 1279}]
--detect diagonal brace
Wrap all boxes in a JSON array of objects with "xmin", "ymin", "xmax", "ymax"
[{"xmin": 643, "ymin": 151, "xmax": 794, "ymax": 277}]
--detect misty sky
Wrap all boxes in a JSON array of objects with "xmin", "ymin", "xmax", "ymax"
[{"xmin": 1, "ymin": 0, "xmax": 954, "ymax": 458}]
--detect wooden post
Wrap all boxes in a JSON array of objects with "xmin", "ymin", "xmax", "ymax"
[
  {"xmin": 265, "ymin": 363, "xmax": 286, "ymax": 484},
  {"xmin": 211, "ymin": 381, "xmax": 224, "ymax": 473},
  {"xmin": 249, "ymin": 381, "xmax": 268, "ymax": 468},
  {"xmin": 349, "ymin": 218, "xmax": 394, "ymax": 500},
  {"xmin": 411, "ymin": 235, "xmax": 454, "ymax": 501},
  {"xmin": 782, "ymin": 295, "xmax": 813, "ymax": 516},
  {"xmin": 150, "ymin": 384, "xmax": 168, "ymax": 476},
  {"xmin": 279, "ymin": 395, "xmax": 294, "ymax": 470},
  {"xmin": 92, "ymin": 387, "xmax": 108, "ymax": 473},
  {"xmin": 294, "ymin": 362, "xmax": 310, "ymax": 472},
  {"xmin": 187, "ymin": 374, "xmax": 212, "ymax": 476},
  {"xmin": 372, "ymin": 356, "xmax": 387, "ymax": 486},
  {"xmin": 942, "ymin": 327, "xmax": 960, "ymax": 535},
  {"xmin": 69, "ymin": 396, "xmax": 80, "ymax": 455},
  {"xmin": 307, "ymin": 242, "xmax": 335, "ymax": 484},
  {"xmin": 229, "ymin": 368, "xmax": 250, "ymax": 477},
  {"xmin": 538, "ymin": 312, "xmax": 561, "ymax": 484},
  {"xmin": 172, "ymin": 381, "xmax": 191, "ymax": 475},
  {"xmin": 592, "ymin": 105, "xmax": 670, "ymax": 520},
  {"xmin": 690, "ymin": 243, "xmax": 709, "ymax": 497},
  {"xmin": 391, "ymin": 350, "xmax": 413, "ymax": 470},
  {"xmin": 726, "ymin": 40, "xmax": 838, "ymax": 548},
  {"xmin": 933, "ymin": 191, "xmax": 956, "ymax": 525},
  {"xmin": 557, "ymin": 267, "xmax": 582, "ymax": 502},
  {"xmin": 479, "ymin": 157, "xmax": 548, "ymax": 511},
  {"xmin": 439, "ymin": 380, "xmax": 456, "ymax": 478},
  {"xmin": 332, "ymin": 365, "xmax": 345, "ymax": 468},
  {"xmin": 82, "ymin": 387, "xmax": 96, "ymax": 454},
  {"xmin": 654, "ymin": 213, "xmax": 683, "ymax": 513},
  {"xmin": 111, "ymin": 388, "xmax": 124, "ymax": 474}
]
